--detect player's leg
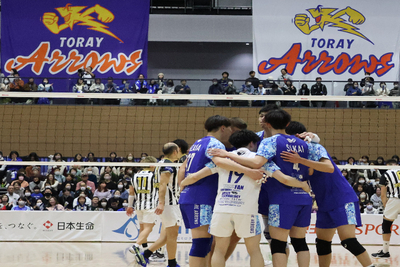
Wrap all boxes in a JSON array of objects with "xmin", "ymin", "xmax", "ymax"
[
  {"xmin": 144, "ymin": 226, "xmax": 167, "ymax": 261},
  {"xmin": 269, "ymin": 226, "xmax": 290, "ymax": 267},
  {"xmin": 191, "ymin": 225, "xmax": 213, "ymax": 267},
  {"xmin": 289, "ymin": 226, "xmax": 309, "ymax": 267},
  {"xmin": 212, "ymin": 236, "xmax": 231, "ymax": 267},
  {"xmin": 315, "ymin": 228, "xmax": 336, "ymax": 267},
  {"xmin": 224, "ymin": 230, "xmax": 241, "ymax": 260},
  {"xmin": 136, "ymin": 223, "xmax": 155, "ymax": 245},
  {"xmin": 165, "ymin": 224, "xmax": 180, "ymax": 267},
  {"xmin": 244, "ymin": 234, "xmax": 264, "ymax": 267}
]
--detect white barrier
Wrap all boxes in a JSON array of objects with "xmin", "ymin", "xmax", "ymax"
[{"xmin": 0, "ymin": 211, "xmax": 399, "ymax": 244}]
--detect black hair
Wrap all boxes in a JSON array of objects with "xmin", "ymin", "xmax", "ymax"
[
  {"xmin": 392, "ymin": 155, "xmax": 399, "ymax": 161},
  {"xmin": 204, "ymin": 115, "xmax": 231, "ymax": 132},
  {"xmin": 365, "ymin": 72, "xmax": 370, "ymax": 75},
  {"xmin": 249, "ymin": 71, "xmax": 255, "ymax": 75},
  {"xmin": 285, "ymin": 121, "xmax": 307, "ymax": 135},
  {"xmin": 222, "ymin": 71, "xmax": 229, "ymax": 77},
  {"xmin": 173, "ymin": 139, "xmax": 189, "ymax": 154},
  {"xmin": 376, "ymin": 156, "xmax": 385, "ymax": 165},
  {"xmin": 9, "ymin": 151, "xmax": 19, "ymax": 158},
  {"xmin": 361, "ymin": 155, "xmax": 369, "ymax": 162},
  {"xmin": 74, "ymin": 153, "xmax": 83, "ymax": 162},
  {"xmin": 162, "ymin": 143, "xmax": 178, "ymax": 156},
  {"xmin": 258, "ymin": 104, "xmax": 279, "ymax": 114},
  {"xmin": 348, "ymin": 78, "xmax": 353, "ymax": 82},
  {"xmin": 228, "ymin": 130, "xmax": 260, "ymax": 149},
  {"xmin": 181, "ymin": 79, "xmax": 187, "ymax": 82},
  {"xmin": 264, "ymin": 110, "xmax": 291, "ymax": 130},
  {"xmin": 107, "ymin": 77, "xmax": 113, "ymax": 81},
  {"xmin": 281, "ymin": 68, "xmax": 287, "ymax": 73},
  {"xmin": 301, "ymin": 84, "xmax": 308, "ymax": 89},
  {"xmin": 28, "ymin": 152, "xmax": 39, "ymax": 161},
  {"xmin": 347, "ymin": 157, "xmax": 356, "ymax": 163},
  {"xmin": 316, "ymin": 77, "xmax": 322, "ymax": 81},
  {"xmin": 387, "ymin": 159, "xmax": 398, "ymax": 165},
  {"xmin": 110, "ymin": 152, "xmax": 117, "ymax": 157},
  {"xmin": 271, "ymin": 83, "xmax": 278, "ymax": 89},
  {"xmin": 230, "ymin": 117, "xmax": 247, "ymax": 130}
]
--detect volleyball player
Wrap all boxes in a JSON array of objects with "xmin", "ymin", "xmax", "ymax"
[
  {"xmin": 283, "ymin": 121, "xmax": 376, "ymax": 267},
  {"xmin": 371, "ymin": 159, "xmax": 400, "ymax": 259},
  {"xmin": 179, "ymin": 115, "xmax": 264, "ymax": 267},
  {"xmin": 126, "ymin": 156, "xmax": 159, "ymax": 266},
  {"xmin": 173, "ymin": 139, "xmax": 189, "ymax": 163}
]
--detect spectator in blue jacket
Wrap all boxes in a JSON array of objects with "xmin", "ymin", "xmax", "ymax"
[
  {"xmin": 135, "ymin": 74, "xmax": 148, "ymax": 105},
  {"xmin": 174, "ymin": 80, "xmax": 191, "ymax": 106},
  {"xmin": 104, "ymin": 77, "xmax": 119, "ymax": 105},
  {"xmin": 6, "ymin": 151, "xmax": 23, "ymax": 173},
  {"xmin": 240, "ymin": 81, "xmax": 255, "ymax": 95},
  {"xmin": 148, "ymin": 80, "xmax": 159, "ymax": 106},
  {"xmin": 346, "ymin": 81, "xmax": 362, "ymax": 107},
  {"xmin": 208, "ymin": 78, "xmax": 224, "ymax": 106}
]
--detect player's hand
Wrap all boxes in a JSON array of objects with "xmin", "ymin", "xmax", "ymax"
[
  {"xmin": 281, "ymin": 150, "xmax": 302, "ymax": 163},
  {"xmin": 301, "ymin": 181, "xmax": 311, "ymax": 193},
  {"xmin": 296, "ymin": 132, "xmax": 315, "ymax": 142},
  {"xmin": 180, "ymin": 176, "xmax": 192, "ymax": 191},
  {"xmin": 256, "ymin": 172, "xmax": 268, "ymax": 184},
  {"xmin": 155, "ymin": 203, "xmax": 164, "ymax": 215},
  {"xmin": 247, "ymin": 169, "xmax": 265, "ymax": 181},
  {"xmin": 207, "ymin": 148, "xmax": 228, "ymax": 158},
  {"xmin": 126, "ymin": 207, "xmax": 134, "ymax": 217}
]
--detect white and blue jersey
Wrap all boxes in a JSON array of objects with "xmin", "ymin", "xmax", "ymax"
[
  {"xmin": 179, "ymin": 136, "xmax": 225, "ymax": 206},
  {"xmin": 256, "ymin": 130, "xmax": 269, "ymax": 215},
  {"xmin": 256, "ymin": 130, "xmax": 265, "ymax": 148}
]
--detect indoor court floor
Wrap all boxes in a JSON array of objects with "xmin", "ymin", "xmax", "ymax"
[{"xmin": 0, "ymin": 242, "xmax": 397, "ymax": 267}]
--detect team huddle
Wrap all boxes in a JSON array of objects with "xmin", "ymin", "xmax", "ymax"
[{"xmin": 125, "ymin": 104, "xmax": 394, "ymax": 267}]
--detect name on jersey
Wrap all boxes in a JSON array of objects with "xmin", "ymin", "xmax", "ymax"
[
  {"xmin": 395, "ymin": 183, "xmax": 400, "ymax": 188},
  {"xmin": 286, "ymin": 144, "xmax": 305, "ymax": 153},
  {"xmin": 190, "ymin": 144, "xmax": 202, "ymax": 152},
  {"xmin": 222, "ymin": 184, "xmax": 244, "ymax": 190},
  {"xmin": 137, "ymin": 190, "xmax": 150, "ymax": 194}
]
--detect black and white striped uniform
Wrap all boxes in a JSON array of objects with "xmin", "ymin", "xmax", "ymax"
[
  {"xmin": 156, "ymin": 159, "xmax": 179, "ymax": 206},
  {"xmin": 380, "ymin": 169, "xmax": 400, "ymax": 199},
  {"xmin": 132, "ymin": 170, "xmax": 159, "ymax": 210}
]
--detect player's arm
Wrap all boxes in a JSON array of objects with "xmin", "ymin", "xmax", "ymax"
[
  {"xmin": 209, "ymin": 149, "xmax": 267, "ymax": 169},
  {"xmin": 155, "ymin": 172, "xmax": 170, "ymax": 215},
  {"xmin": 126, "ymin": 185, "xmax": 135, "ymax": 217},
  {"xmin": 379, "ymin": 173, "xmax": 388, "ymax": 208},
  {"xmin": 272, "ymin": 170, "xmax": 310, "ymax": 193},
  {"xmin": 177, "ymin": 158, "xmax": 187, "ymax": 185},
  {"xmin": 180, "ymin": 167, "xmax": 213, "ymax": 190},
  {"xmin": 212, "ymin": 156, "xmax": 265, "ymax": 181}
]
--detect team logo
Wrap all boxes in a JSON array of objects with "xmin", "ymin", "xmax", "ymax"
[
  {"xmin": 112, "ymin": 215, "xmax": 140, "ymax": 240},
  {"xmin": 286, "ymin": 138, "xmax": 296, "ymax": 143},
  {"xmin": 43, "ymin": 221, "xmax": 53, "ymax": 229},
  {"xmin": 294, "ymin": 5, "xmax": 372, "ymax": 44},
  {"xmin": 42, "ymin": 3, "xmax": 123, "ymax": 42}
]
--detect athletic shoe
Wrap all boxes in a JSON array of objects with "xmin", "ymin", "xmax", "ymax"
[
  {"xmin": 264, "ymin": 260, "xmax": 272, "ymax": 266},
  {"xmin": 371, "ymin": 250, "xmax": 390, "ymax": 258},
  {"xmin": 129, "ymin": 245, "xmax": 147, "ymax": 266},
  {"xmin": 167, "ymin": 264, "xmax": 180, "ymax": 267},
  {"xmin": 149, "ymin": 251, "xmax": 166, "ymax": 262}
]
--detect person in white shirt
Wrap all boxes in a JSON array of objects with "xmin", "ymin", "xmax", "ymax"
[{"xmin": 6, "ymin": 185, "xmax": 20, "ymax": 205}]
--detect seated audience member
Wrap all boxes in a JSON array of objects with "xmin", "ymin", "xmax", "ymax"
[
  {"xmin": 358, "ymin": 191, "xmax": 369, "ymax": 208},
  {"xmin": 208, "ymin": 78, "xmax": 224, "ymax": 106},
  {"xmin": 69, "ymin": 168, "xmax": 81, "ymax": 180},
  {"xmin": 159, "ymin": 79, "xmax": 175, "ymax": 106},
  {"xmin": 6, "ymin": 185, "xmax": 20, "ymax": 206},
  {"xmin": 360, "ymin": 72, "xmax": 375, "ymax": 87},
  {"xmin": 118, "ymin": 199, "xmax": 129, "ymax": 211},
  {"xmin": 117, "ymin": 181, "xmax": 129, "ymax": 200},
  {"xmin": 58, "ymin": 189, "xmax": 74, "ymax": 210},
  {"xmin": 93, "ymin": 198, "xmax": 113, "ymax": 211},
  {"xmin": 73, "ymin": 191, "xmax": 92, "ymax": 207},
  {"xmin": 53, "ymin": 167, "xmax": 66, "ymax": 184},
  {"xmin": 11, "ymin": 174, "xmax": 29, "ymax": 189},
  {"xmin": 48, "ymin": 152, "xmax": 67, "ymax": 175},
  {"xmin": 73, "ymin": 78, "xmax": 89, "ymax": 104},
  {"xmin": 75, "ymin": 181, "xmax": 94, "ymax": 198},
  {"xmin": 12, "ymin": 182, "xmax": 25, "ymax": 197},
  {"xmin": 11, "ymin": 197, "xmax": 31, "ymax": 211},
  {"xmin": 134, "ymin": 74, "xmax": 148, "ymax": 105},
  {"xmin": 364, "ymin": 201, "xmax": 378, "ymax": 214},
  {"xmin": 147, "ymin": 79, "xmax": 159, "ymax": 105},
  {"xmin": 157, "ymin": 73, "xmax": 166, "ymax": 88},
  {"xmin": 24, "ymin": 188, "xmax": 34, "ymax": 206},
  {"xmin": 6, "ymin": 150, "xmax": 23, "ymax": 173},
  {"xmin": 78, "ymin": 66, "xmax": 95, "ymax": 86},
  {"xmin": 90, "ymin": 196, "xmax": 100, "ymax": 210},
  {"xmin": 31, "ymin": 186, "xmax": 43, "ymax": 200},
  {"xmin": 90, "ymin": 78, "xmax": 105, "ymax": 93},
  {"xmin": 77, "ymin": 174, "xmax": 95, "ymax": 193},
  {"xmin": 9, "ymin": 72, "xmax": 25, "ymax": 91},
  {"xmin": 37, "ymin": 78, "xmax": 54, "ymax": 104},
  {"xmin": 389, "ymin": 82, "xmax": 400, "ymax": 98},
  {"xmin": 370, "ymin": 187, "xmax": 383, "ymax": 210},
  {"xmin": 1, "ymin": 77, "xmax": 11, "ymax": 91},
  {"xmin": 107, "ymin": 152, "xmax": 121, "ymax": 163},
  {"xmin": 311, "ymin": 77, "xmax": 327, "ymax": 107},
  {"xmin": 109, "ymin": 191, "xmax": 122, "ymax": 211},
  {"xmin": 219, "ymin": 71, "xmax": 233, "ymax": 90},
  {"xmin": 46, "ymin": 197, "xmax": 64, "ymax": 211},
  {"xmin": 392, "ymin": 155, "xmax": 400, "ymax": 164},
  {"xmin": 104, "ymin": 77, "xmax": 119, "ymax": 105},
  {"xmin": 33, "ymin": 199, "xmax": 45, "ymax": 211},
  {"xmin": 277, "ymin": 68, "xmax": 292, "ymax": 89},
  {"xmin": 119, "ymin": 79, "xmax": 132, "ymax": 93},
  {"xmin": 25, "ymin": 152, "xmax": 41, "ymax": 177},
  {"xmin": 94, "ymin": 182, "xmax": 112, "ymax": 200},
  {"xmin": 42, "ymin": 174, "xmax": 59, "ymax": 193},
  {"xmin": 73, "ymin": 195, "xmax": 91, "ymax": 211},
  {"xmin": 345, "ymin": 81, "xmax": 362, "ymax": 107},
  {"xmin": 282, "ymin": 80, "xmax": 297, "ymax": 107},
  {"xmin": 40, "ymin": 188, "xmax": 54, "ymax": 206},
  {"xmin": 102, "ymin": 173, "xmax": 117, "ymax": 190},
  {"xmin": 240, "ymin": 80, "xmax": 255, "ymax": 95},
  {"xmin": 343, "ymin": 78, "xmax": 353, "ymax": 92},
  {"xmin": 61, "ymin": 174, "xmax": 76, "ymax": 193},
  {"xmin": 174, "ymin": 80, "xmax": 191, "ymax": 106},
  {"xmin": 1, "ymin": 195, "xmax": 13, "ymax": 210},
  {"xmin": 298, "ymin": 84, "xmax": 310, "ymax": 107},
  {"xmin": 246, "ymin": 71, "xmax": 260, "ymax": 88}
]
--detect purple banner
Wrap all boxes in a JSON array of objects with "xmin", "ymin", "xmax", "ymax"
[{"xmin": 1, "ymin": 0, "xmax": 149, "ymax": 85}]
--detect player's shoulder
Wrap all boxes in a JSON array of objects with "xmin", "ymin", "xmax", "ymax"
[
  {"xmin": 262, "ymin": 134, "xmax": 279, "ymax": 143},
  {"xmin": 207, "ymin": 136, "xmax": 225, "ymax": 149},
  {"xmin": 256, "ymin": 130, "xmax": 264, "ymax": 137},
  {"xmin": 234, "ymin": 148, "xmax": 256, "ymax": 158}
]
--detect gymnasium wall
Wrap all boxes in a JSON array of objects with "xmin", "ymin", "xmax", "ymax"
[{"xmin": 0, "ymin": 105, "xmax": 399, "ymax": 160}]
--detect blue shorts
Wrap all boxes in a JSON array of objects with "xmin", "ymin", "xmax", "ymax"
[
  {"xmin": 258, "ymin": 185, "xmax": 269, "ymax": 215},
  {"xmin": 268, "ymin": 204, "xmax": 312, "ymax": 230},
  {"xmin": 180, "ymin": 204, "xmax": 213, "ymax": 229},
  {"xmin": 316, "ymin": 202, "xmax": 362, "ymax": 229}
]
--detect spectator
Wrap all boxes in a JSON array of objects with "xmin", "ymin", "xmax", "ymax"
[
  {"xmin": 25, "ymin": 152, "xmax": 41, "ymax": 178},
  {"xmin": 389, "ymin": 82, "xmax": 400, "ymax": 96},
  {"xmin": 11, "ymin": 197, "xmax": 31, "ymax": 211},
  {"xmin": 12, "ymin": 182, "xmax": 25, "ymax": 197},
  {"xmin": 363, "ymin": 161, "xmax": 381, "ymax": 184},
  {"xmin": 298, "ymin": 84, "xmax": 310, "ymax": 107},
  {"xmin": 78, "ymin": 66, "xmax": 95, "ymax": 86},
  {"xmin": 76, "ymin": 175, "xmax": 95, "ymax": 194},
  {"xmin": 27, "ymin": 77, "xmax": 38, "ymax": 91},
  {"xmin": 118, "ymin": 79, "xmax": 132, "ymax": 93},
  {"xmin": 157, "ymin": 73, "xmax": 166, "ymax": 88},
  {"xmin": 208, "ymin": 78, "xmax": 224, "ymax": 106},
  {"xmin": 48, "ymin": 152, "xmax": 66, "ymax": 175},
  {"xmin": 90, "ymin": 196, "xmax": 100, "ymax": 210},
  {"xmin": 343, "ymin": 78, "xmax": 353, "ymax": 92},
  {"xmin": 359, "ymin": 191, "xmax": 369, "ymax": 208},
  {"xmin": 375, "ymin": 156, "xmax": 385, "ymax": 175},
  {"xmin": 53, "ymin": 167, "xmax": 66, "ymax": 184},
  {"xmin": 360, "ymin": 72, "xmax": 375, "ymax": 87},
  {"xmin": 346, "ymin": 81, "xmax": 362, "ymax": 107},
  {"xmin": 6, "ymin": 150, "xmax": 23, "ymax": 173},
  {"xmin": 73, "ymin": 78, "xmax": 88, "ymax": 93},
  {"xmin": 46, "ymin": 197, "xmax": 64, "ymax": 211},
  {"xmin": 108, "ymin": 152, "xmax": 121, "ymax": 163},
  {"xmin": 11, "ymin": 174, "xmax": 29, "ymax": 189},
  {"xmin": 1, "ymin": 195, "xmax": 13, "ymax": 210},
  {"xmin": 85, "ymin": 167, "xmax": 98, "ymax": 188},
  {"xmin": 42, "ymin": 174, "xmax": 59, "ymax": 193},
  {"xmin": 1, "ymin": 77, "xmax": 11, "ymax": 92},
  {"xmin": 246, "ymin": 71, "xmax": 260, "ymax": 88},
  {"xmin": 135, "ymin": 74, "xmax": 148, "ymax": 105},
  {"xmin": 75, "ymin": 182, "xmax": 94, "ymax": 200},
  {"xmin": 104, "ymin": 77, "xmax": 119, "ymax": 105},
  {"xmin": 37, "ymin": 78, "xmax": 54, "ymax": 104},
  {"xmin": 140, "ymin": 153, "xmax": 148, "ymax": 161},
  {"xmin": 73, "ymin": 195, "xmax": 91, "ymax": 211},
  {"xmin": 263, "ymin": 76, "xmax": 275, "ymax": 89},
  {"xmin": 0, "ymin": 68, "xmax": 4, "ymax": 83},
  {"xmin": 376, "ymin": 82, "xmax": 392, "ymax": 108},
  {"xmin": 269, "ymin": 83, "xmax": 284, "ymax": 107},
  {"xmin": 118, "ymin": 199, "xmax": 129, "ymax": 211},
  {"xmin": 174, "ymin": 79, "xmax": 191, "ymax": 106},
  {"xmin": 9, "ymin": 72, "xmax": 25, "ymax": 91},
  {"xmin": 40, "ymin": 188, "xmax": 54, "ymax": 207},
  {"xmin": 240, "ymin": 81, "xmax": 255, "ymax": 95},
  {"xmin": 117, "ymin": 181, "xmax": 129, "ymax": 199},
  {"xmin": 31, "ymin": 186, "xmax": 43, "ymax": 200},
  {"xmin": 24, "ymin": 188, "xmax": 34, "ymax": 206},
  {"xmin": 6, "ymin": 185, "xmax": 20, "ymax": 205},
  {"xmin": 147, "ymin": 79, "xmax": 159, "ymax": 105},
  {"xmin": 100, "ymin": 166, "xmax": 119, "ymax": 182},
  {"xmin": 90, "ymin": 78, "xmax": 105, "ymax": 93},
  {"xmin": 94, "ymin": 182, "xmax": 112, "ymax": 200},
  {"xmin": 109, "ymin": 190, "xmax": 122, "ymax": 211},
  {"xmin": 364, "ymin": 201, "xmax": 378, "ymax": 214},
  {"xmin": 392, "ymin": 155, "xmax": 399, "ymax": 164},
  {"xmin": 73, "ymin": 190, "xmax": 92, "ymax": 207},
  {"xmin": 58, "ymin": 189, "xmax": 74, "ymax": 210},
  {"xmin": 254, "ymin": 82, "xmax": 266, "ymax": 96},
  {"xmin": 282, "ymin": 80, "xmax": 297, "ymax": 107},
  {"xmin": 370, "ymin": 187, "xmax": 383, "ymax": 210},
  {"xmin": 61, "ymin": 174, "xmax": 76, "ymax": 193},
  {"xmin": 102, "ymin": 173, "xmax": 117, "ymax": 190},
  {"xmin": 69, "ymin": 168, "xmax": 81, "ymax": 180},
  {"xmin": 94, "ymin": 198, "xmax": 113, "ymax": 211},
  {"xmin": 32, "ymin": 199, "xmax": 45, "ymax": 211},
  {"xmin": 219, "ymin": 71, "xmax": 233, "ymax": 90},
  {"xmin": 311, "ymin": 77, "xmax": 327, "ymax": 107},
  {"xmin": 124, "ymin": 153, "xmax": 134, "ymax": 163},
  {"xmin": 277, "ymin": 68, "xmax": 292, "ymax": 89}
]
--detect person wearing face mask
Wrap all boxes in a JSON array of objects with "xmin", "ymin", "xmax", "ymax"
[
  {"xmin": 345, "ymin": 81, "xmax": 362, "ymax": 108},
  {"xmin": 174, "ymin": 80, "xmax": 191, "ymax": 106},
  {"xmin": 58, "ymin": 189, "xmax": 74, "ymax": 210},
  {"xmin": 69, "ymin": 168, "xmax": 81, "ymax": 180},
  {"xmin": 298, "ymin": 84, "xmax": 310, "ymax": 107},
  {"xmin": 33, "ymin": 199, "xmax": 45, "ymax": 211},
  {"xmin": 37, "ymin": 78, "xmax": 54, "ymax": 104},
  {"xmin": 343, "ymin": 78, "xmax": 353, "ymax": 92},
  {"xmin": 359, "ymin": 192, "xmax": 369, "ymax": 209},
  {"xmin": 53, "ymin": 167, "xmax": 66, "ymax": 184},
  {"xmin": 311, "ymin": 77, "xmax": 328, "ymax": 107},
  {"xmin": 101, "ymin": 173, "xmax": 117, "ymax": 190},
  {"xmin": 94, "ymin": 182, "xmax": 112, "ymax": 200},
  {"xmin": 40, "ymin": 188, "xmax": 53, "ymax": 207},
  {"xmin": 109, "ymin": 190, "xmax": 123, "ymax": 211},
  {"xmin": 11, "ymin": 174, "xmax": 29, "ymax": 189},
  {"xmin": 219, "ymin": 71, "xmax": 233, "ymax": 90},
  {"xmin": 75, "ymin": 182, "xmax": 94, "ymax": 199},
  {"xmin": 73, "ymin": 195, "xmax": 91, "ymax": 211},
  {"xmin": 118, "ymin": 200, "xmax": 129, "ymax": 211},
  {"xmin": 24, "ymin": 188, "xmax": 34, "ymax": 206},
  {"xmin": 73, "ymin": 191, "xmax": 92, "ymax": 207},
  {"xmin": 134, "ymin": 74, "xmax": 149, "ymax": 105},
  {"xmin": 125, "ymin": 153, "xmax": 135, "ymax": 163},
  {"xmin": 77, "ymin": 175, "xmax": 96, "ymax": 194},
  {"xmin": 364, "ymin": 201, "xmax": 378, "ymax": 214},
  {"xmin": 0, "ymin": 77, "xmax": 11, "ymax": 92},
  {"xmin": 360, "ymin": 72, "xmax": 375, "ymax": 88},
  {"xmin": 208, "ymin": 78, "xmax": 224, "ymax": 106},
  {"xmin": 48, "ymin": 152, "xmax": 66, "ymax": 175},
  {"xmin": 94, "ymin": 198, "xmax": 113, "ymax": 211},
  {"xmin": 11, "ymin": 197, "xmax": 31, "ymax": 211},
  {"xmin": 246, "ymin": 71, "xmax": 260, "ymax": 88},
  {"xmin": 237, "ymin": 81, "xmax": 255, "ymax": 107},
  {"xmin": 117, "ymin": 181, "xmax": 129, "ymax": 199},
  {"xmin": 61, "ymin": 174, "xmax": 76, "ymax": 192}
]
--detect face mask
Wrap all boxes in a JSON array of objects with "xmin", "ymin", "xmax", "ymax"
[
  {"xmin": 71, "ymin": 172, "xmax": 76, "ymax": 175},
  {"xmin": 55, "ymin": 156, "xmax": 60, "ymax": 160},
  {"xmin": 365, "ymin": 75, "xmax": 370, "ymax": 77},
  {"xmin": 114, "ymin": 195, "xmax": 120, "ymax": 199},
  {"xmin": 101, "ymin": 202, "xmax": 107, "ymax": 207},
  {"xmin": 360, "ymin": 195, "xmax": 366, "ymax": 199},
  {"xmin": 228, "ymin": 82, "xmax": 233, "ymax": 85},
  {"xmin": 127, "ymin": 156, "xmax": 133, "ymax": 160},
  {"xmin": 65, "ymin": 186, "xmax": 71, "ymax": 190},
  {"xmin": 4, "ymin": 80, "xmax": 9, "ymax": 85},
  {"xmin": 37, "ymin": 202, "xmax": 42, "ymax": 206},
  {"xmin": 354, "ymin": 85, "xmax": 358, "ymax": 88},
  {"xmin": 55, "ymin": 171, "xmax": 61, "ymax": 175},
  {"xmin": 118, "ymin": 185, "xmax": 123, "ymax": 189},
  {"xmin": 44, "ymin": 193, "xmax": 51, "ymax": 197},
  {"xmin": 25, "ymin": 192, "xmax": 31, "ymax": 197},
  {"xmin": 87, "ymin": 171, "xmax": 93, "ymax": 175},
  {"xmin": 80, "ymin": 187, "xmax": 86, "ymax": 191},
  {"xmin": 123, "ymin": 203, "xmax": 128, "ymax": 207},
  {"xmin": 18, "ymin": 201, "xmax": 26, "ymax": 206},
  {"xmin": 247, "ymin": 82, "xmax": 251, "ymax": 86},
  {"xmin": 18, "ymin": 176, "xmax": 24, "ymax": 181},
  {"xmin": 367, "ymin": 205, "xmax": 373, "ymax": 210},
  {"xmin": 104, "ymin": 176, "xmax": 111, "ymax": 180},
  {"xmin": 46, "ymin": 186, "xmax": 51, "ymax": 189},
  {"xmin": 359, "ymin": 180, "xmax": 365, "ymax": 184},
  {"xmin": 213, "ymin": 82, "xmax": 217, "ymax": 85}
]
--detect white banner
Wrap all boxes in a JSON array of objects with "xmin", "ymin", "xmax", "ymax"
[
  {"xmin": 253, "ymin": 0, "xmax": 400, "ymax": 84},
  {"xmin": 1, "ymin": 212, "xmax": 399, "ymax": 244}
]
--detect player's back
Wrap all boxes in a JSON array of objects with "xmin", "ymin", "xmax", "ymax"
[
  {"xmin": 132, "ymin": 170, "xmax": 159, "ymax": 210},
  {"xmin": 308, "ymin": 144, "xmax": 358, "ymax": 212},
  {"xmin": 179, "ymin": 136, "xmax": 224, "ymax": 206},
  {"xmin": 260, "ymin": 134, "xmax": 311, "ymax": 205},
  {"xmin": 214, "ymin": 148, "xmax": 261, "ymax": 215}
]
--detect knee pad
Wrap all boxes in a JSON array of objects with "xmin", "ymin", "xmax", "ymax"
[
  {"xmin": 291, "ymin": 237, "xmax": 309, "ymax": 253},
  {"xmin": 190, "ymin": 238, "xmax": 212, "ymax": 258},
  {"xmin": 270, "ymin": 239, "xmax": 287, "ymax": 255},
  {"xmin": 316, "ymin": 238, "xmax": 332, "ymax": 256},
  {"xmin": 341, "ymin": 238, "xmax": 366, "ymax": 257},
  {"xmin": 382, "ymin": 219, "xmax": 393, "ymax": 234}
]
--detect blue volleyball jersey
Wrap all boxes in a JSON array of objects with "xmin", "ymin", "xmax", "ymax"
[
  {"xmin": 256, "ymin": 131, "xmax": 265, "ymax": 148},
  {"xmin": 257, "ymin": 134, "xmax": 311, "ymax": 205},
  {"xmin": 179, "ymin": 136, "xmax": 225, "ymax": 206},
  {"xmin": 308, "ymin": 143, "xmax": 359, "ymax": 212}
]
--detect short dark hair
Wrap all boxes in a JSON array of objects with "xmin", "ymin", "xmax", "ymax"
[
  {"xmin": 230, "ymin": 117, "xmax": 247, "ymax": 130},
  {"xmin": 173, "ymin": 139, "xmax": 189, "ymax": 154},
  {"xmin": 229, "ymin": 130, "xmax": 260, "ymax": 149},
  {"xmin": 281, "ymin": 68, "xmax": 287, "ymax": 73},
  {"xmin": 365, "ymin": 72, "xmax": 370, "ymax": 75},
  {"xmin": 162, "ymin": 143, "xmax": 178, "ymax": 156},
  {"xmin": 222, "ymin": 71, "xmax": 229, "ymax": 77},
  {"xmin": 9, "ymin": 151, "xmax": 19, "ymax": 158},
  {"xmin": 249, "ymin": 71, "xmax": 255, "ymax": 75},
  {"xmin": 264, "ymin": 110, "xmax": 291, "ymax": 130},
  {"xmin": 316, "ymin": 77, "xmax": 322, "ymax": 81},
  {"xmin": 259, "ymin": 104, "xmax": 279, "ymax": 114},
  {"xmin": 386, "ymin": 159, "xmax": 398, "ymax": 165},
  {"xmin": 285, "ymin": 121, "xmax": 307, "ymax": 135},
  {"xmin": 204, "ymin": 115, "xmax": 231, "ymax": 132}
]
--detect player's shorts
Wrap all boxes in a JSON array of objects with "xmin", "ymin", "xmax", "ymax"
[
  {"xmin": 136, "ymin": 209, "xmax": 158, "ymax": 224},
  {"xmin": 180, "ymin": 204, "xmax": 213, "ymax": 229},
  {"xmin": 210, "ymin": 213, "xmax": 262, "ymax": 238},
  {"xmin": 268, "ymin": 204, "xmax": 312, "ymax": 230},
  {"xmin": 160, "ymin": 205, "xmax": 183, "ymax": 228},
  {"xmin": 316, "ymin": 202, "xmax": 362, "ymax": 229},
  {"xmin": 384, "ymin": 198, "xmax": 400, "ymax": 221},
  {"xmin": 258, "ymin": 186, "xmax": 269, "ymax": 215}
]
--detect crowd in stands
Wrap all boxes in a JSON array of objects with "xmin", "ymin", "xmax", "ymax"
[
  {"xmin": 0, "ymin": 149, "xmax": 395, "ymax": 214},
  {"xmin": 1, "ymin": 68, "xmax": 398, "ymax": 107}
]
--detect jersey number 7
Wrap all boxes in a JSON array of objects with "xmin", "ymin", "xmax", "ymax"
[{"xmin": 228, "ymin": 171, "xmax": 244, "ymax": 183}]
